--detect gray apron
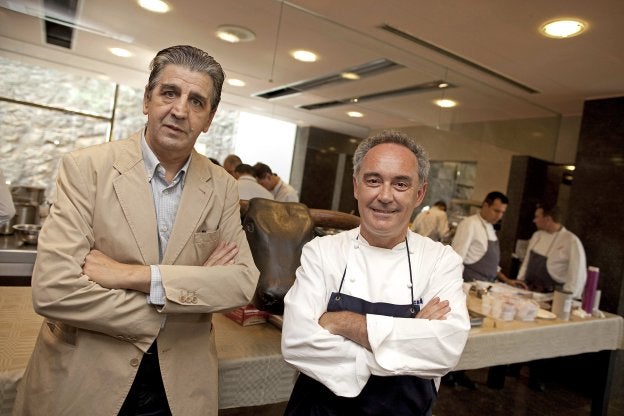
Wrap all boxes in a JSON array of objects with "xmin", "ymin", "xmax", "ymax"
[
  {"xmin": 524, "ymin": 232, "xmax": 563, "ymax": 293},
  {"xmin": 284, "ymin": 237, "xmax": 436, "ymax": 416},
  {"xmin": 462, "ymin": 221, "xmax": 499, "ymax": 282}
]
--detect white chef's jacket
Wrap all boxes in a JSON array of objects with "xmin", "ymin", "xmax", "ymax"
[
  {"xmin": 410, "ymin": 206, "xmax": 449, "ymax": 242},
  {"xmin": 272, "ymin": 178, "xmax": 299, "ymax": 202},
  {"xmin": 281, "ymin": 228, "xmax": 470, "ymax": 397},
  {"xmin": 237, "ymin": 175, "xmax": 274, "ymax": 201},
  {"xmin": 451, "ymin": 214, "xmax": 501, "ymax": 271},
  {"xmin": 517, "ymin": 227, "xmax": 587, "ymax": 298}
]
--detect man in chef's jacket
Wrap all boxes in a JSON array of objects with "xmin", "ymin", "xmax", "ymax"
[
  {"xmin": 517, "ymin": 203, "xmax": 587, "ymax": 298},
  {"xmin": 281, "ymin": 130, "xmax": 470, "ymax": 415}
]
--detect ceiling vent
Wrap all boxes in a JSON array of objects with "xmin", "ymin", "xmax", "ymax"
[
  {"xmin": 256, "ymin": 58, "xmax": 403, "ymax": 100},
  {"xmin": 379, "ymin": 23, "xmax": 539, "ymax": 94},
  {"xmin": 300, "ymin": 80, "xmax": 456, "ymax": 110},
  {"xmin": 43, "ymin": 0, "xmax": 78, "ymax": 49}
]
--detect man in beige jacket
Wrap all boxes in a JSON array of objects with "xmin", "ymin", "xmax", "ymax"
[{"xmin": 13, "ymin": 45, "xmax": 259, "ymax": 416}]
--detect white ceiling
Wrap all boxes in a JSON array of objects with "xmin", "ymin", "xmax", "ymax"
[{"xmin": 1, "ymin": 0, "xmax": 623, "ymax": 138}]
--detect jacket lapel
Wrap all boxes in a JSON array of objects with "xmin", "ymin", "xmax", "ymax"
[
  {"xmin": 163, "ymin": 151, "xmax": 214, "ymax": 265},
  {"xmin": 112, "ymin": 134, "xmax": 159, "ymax": 266}
]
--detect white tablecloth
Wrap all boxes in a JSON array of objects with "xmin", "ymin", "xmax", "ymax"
[
  {"xmin": 2, "ymin": 287, "xmax": 623, "ymax": 415},
  {"xmin": 0, "ymin": 287, "xmax": 295, "ymax": 415},
  {"xmin": 456, "ymin": 294, "xmax": 624, "ymax": 370}
]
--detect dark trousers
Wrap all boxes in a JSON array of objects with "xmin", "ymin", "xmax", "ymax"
[{"xmin": 118, "ymin": 341, "xmax": 172, "ymax": 416}]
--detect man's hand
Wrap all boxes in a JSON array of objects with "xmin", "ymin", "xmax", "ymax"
[
  {"xmin": 203, "ymin": 241, "xmax": 238, "ymax": 266},
  {"xmin": 83, "ymin": 249, "xmax": 151, "ymax": 292},
  {"xmin": 506, "ymin": 279, "xmax": 529, "ymax": 290},
  {"xmin": 416, "ymin": 297, "xmax": 450, "ymax": 320}
]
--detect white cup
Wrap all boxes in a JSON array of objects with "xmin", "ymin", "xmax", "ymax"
[{"xmin": 552, "ymin": 290, "xmax": 573, "ymax": 321}]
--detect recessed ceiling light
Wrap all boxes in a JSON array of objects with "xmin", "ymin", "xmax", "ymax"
[
  {"xmin": 347, "ymin": 111, "xmax": 363, "ymax": 118},
  {"xmin": 292, "ymin": 50, "xmax": 318, "ymax": 62},
  {"xmin": 216, "ymin": 25, "xmax": 256, "ymax": 43},
  {"xmin": 341, "ymin": 72, "xmax": 360, "ymax": 80},
  {"xmin": 438, "ymin": 82, "xmax": 449, "ymax": 88},
  {"xmin": 227, "ymin": 79, "xmax": 246, "ymax": 87},
  {"xmin": 565, "ymin": 165, "xmax": 576, "ymax": 171},
  {"xmin": 109, "ymin": 47, "xmax": 132, "ymax": 57},
  {"xmin": 540, "ymin": 18, "xmax": 587, "ymax": 38},
  {"xmin": 434, "ymin": 99, "xmax": 457, "ymax": 108},
  {"xmin": 138, "ymin": 0, "xmax": 170, "ymax": 13}
]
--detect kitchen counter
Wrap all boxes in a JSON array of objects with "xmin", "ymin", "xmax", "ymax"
[{"xmin": 0, "ymin": 234, "xmax": 37, "ymax": 278}]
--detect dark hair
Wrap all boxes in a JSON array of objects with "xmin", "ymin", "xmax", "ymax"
[
  {"xmin": 352, "ymin": 130, "xmax": 429, "ymax": 189},
  {"xmin": 145, "ymin": 45, "xmax": 225, "ymax": 112},
  {"xmin": 483, "ymin": 191, "xmax": 509, "ymax": 205},
  {"xmin": 235, "ymin": 163, "xmax": 255, "ymax": 176},
  {"xmin": 433, "ymin": 200, "xmax": 447, "ymax": 210},
  {"xmin": 253, "ymin": 162, "xmax": 273, "ymax": 179},
  {"xmin": 536, "ymin": 203, "xmax": 562, "ymax": 222}
]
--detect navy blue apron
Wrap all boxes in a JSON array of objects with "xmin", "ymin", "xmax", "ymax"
[
  {"xmin": 524, "ymin": 231, "xmax": 563, "ymax": 293},
  {"xmin": 462, "ymin": 220, "xmax": 499, "ymax": 283},
  {"xmin": 285, "ymin": 237, "xmax": 436, "ymax": 416}
]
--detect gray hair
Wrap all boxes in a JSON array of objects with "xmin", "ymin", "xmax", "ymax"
[
  {"xmin": 145, "ymin": 45, "xmax": 225, "ymax": 112},
  {"xmin": 353, "ymin": 130, "xmax": 430, "ymax": 187}
]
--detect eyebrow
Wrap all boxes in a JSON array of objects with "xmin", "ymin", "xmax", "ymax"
[
  {"xmin": 160, "ymin": 83, "xmax": 208, "ymax": 104},
  {"xmin": 362, "ymin": 172, "xmax": 413, "ymax": 183}
]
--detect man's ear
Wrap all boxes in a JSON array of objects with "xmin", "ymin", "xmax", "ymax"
[
  {"xmin": 142, "ymin": 87, "xmax": 150, "ymax": 116},
  {"xmin": 202, "ymin": 111, "xmax": 216, "ymax": 133},
  {"xmin": 352, "ymin": 175, "xmax": 359, "ymax": 200},
  {"xmin": 415, "ymin": 181, "xmax": 427, "ymax": 206}
]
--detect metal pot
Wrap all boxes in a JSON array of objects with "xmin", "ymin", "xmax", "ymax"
[
  {"xmin": 11, "ymin": 186, "xmax": 46, "ymax": 205},
  {"xmin": 14, "ymin": 203, "xmax": 39, "ymax": 225},
  {"xmin": 0, "ymin": 216, "xmax": 16, "ymax": 235}
]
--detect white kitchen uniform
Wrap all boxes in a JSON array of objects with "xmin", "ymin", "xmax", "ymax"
[
  {"xmin": 517, "ymin": 227, "xmax": 587, "ymax": 298},
  {"xmin": 272, "ymin": 178, "xmax": 299, "ymax": 202},
  {"xmin": 237, "ymin": 174, "xmax": 274, "ymax": 201},
  {"xmin": 281, "ymin": 228, "xmax": 470, "ymax": 398},
  {"xmin": 410, "ymin": 206, "xmax": 449, "ymax": 242}
]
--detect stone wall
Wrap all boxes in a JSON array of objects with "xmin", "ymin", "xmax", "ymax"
[{"xmin": 1, "ymin": 57, "xmax": 238, "ymax": 202}]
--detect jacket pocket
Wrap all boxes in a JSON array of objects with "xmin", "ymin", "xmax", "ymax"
[
  {"xmin": 43, "ymin": 320, "xmax": 78, "ymax": 347},
  {"xmin": 193, "ymin": 229, "xmax": 219, "ymax": 264}
]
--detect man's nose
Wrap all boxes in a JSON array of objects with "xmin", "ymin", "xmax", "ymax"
[
  {"xmin": 171, "ymin": 98, "xmax": 189, "ymax": 118},
  {"xmin": 377, "ymin": 184, "xmax": 393, "ymax": 202}
]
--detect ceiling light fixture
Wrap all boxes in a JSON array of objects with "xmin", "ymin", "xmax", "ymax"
[
  {"xmin": 347, "ymin": 111, "xmax": 363, "ymax": 118},
  {"xmin": 138, "ymin": 0, "xmax": 170, "ymax": 13},
  {"xmin": 540, "ymin": 18, "xmax": 587, "ymax": 38},
  {"xmin": 227, "ymin": 79, "xmax": 246, "ymax": 87},
  {"xmin": 434, "ymin": 99, "xmax": 457, "ymax": 108},
  {"xmin": 292, "ymin": 50, "xmax": 318, "ymax": 62},
  {"xmin": 341, "ymin": 72, "xmax": 360, "ymax": 80},
  {"xmin": 438, "ymin": 82, "xmax": 449, "ymax": 88},
  {"xmin": 216, "ymin": 25, "xmax": 256, "ymax": 43},
  {"xmin": 109, "ymin": 47, "xmax": 132, "ymax": 57}
]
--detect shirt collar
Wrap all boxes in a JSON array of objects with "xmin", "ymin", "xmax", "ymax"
[{"xmin": 141, "ymin": 129, "xmax": 191, "ymax": 184}]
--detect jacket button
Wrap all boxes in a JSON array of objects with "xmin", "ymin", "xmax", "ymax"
[
  {"xmin": 130, "ymin": 358, "xmax": 140, "ymax": 367},
  {"xmin": 191, "ymin": 297, "xmax": 198, "ymax": 304}
]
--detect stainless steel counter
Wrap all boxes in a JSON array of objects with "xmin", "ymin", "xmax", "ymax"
[{"xmin": 0, "ymin": 234, "xmax": 37, "ymax": 277}]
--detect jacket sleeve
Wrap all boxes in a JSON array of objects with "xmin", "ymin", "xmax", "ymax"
[
  {"xmin": 32, "ymin": 152, "xmax": 162, "ymax": 353},
  {"xmin": 158, "ymin": 176, "xmax": 259, "ymax": 313},
  {"xmin": 282, "ymin": 238, "xmax": 370, "ymax": 397},
  {"xmin": 451, "ymin": 218, "xmax": 473, "ymax": 260}
]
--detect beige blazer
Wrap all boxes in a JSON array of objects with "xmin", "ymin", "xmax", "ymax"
[{"xmin": 13, "ymin": 133, "xmax": 259, "ymax": 416}]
